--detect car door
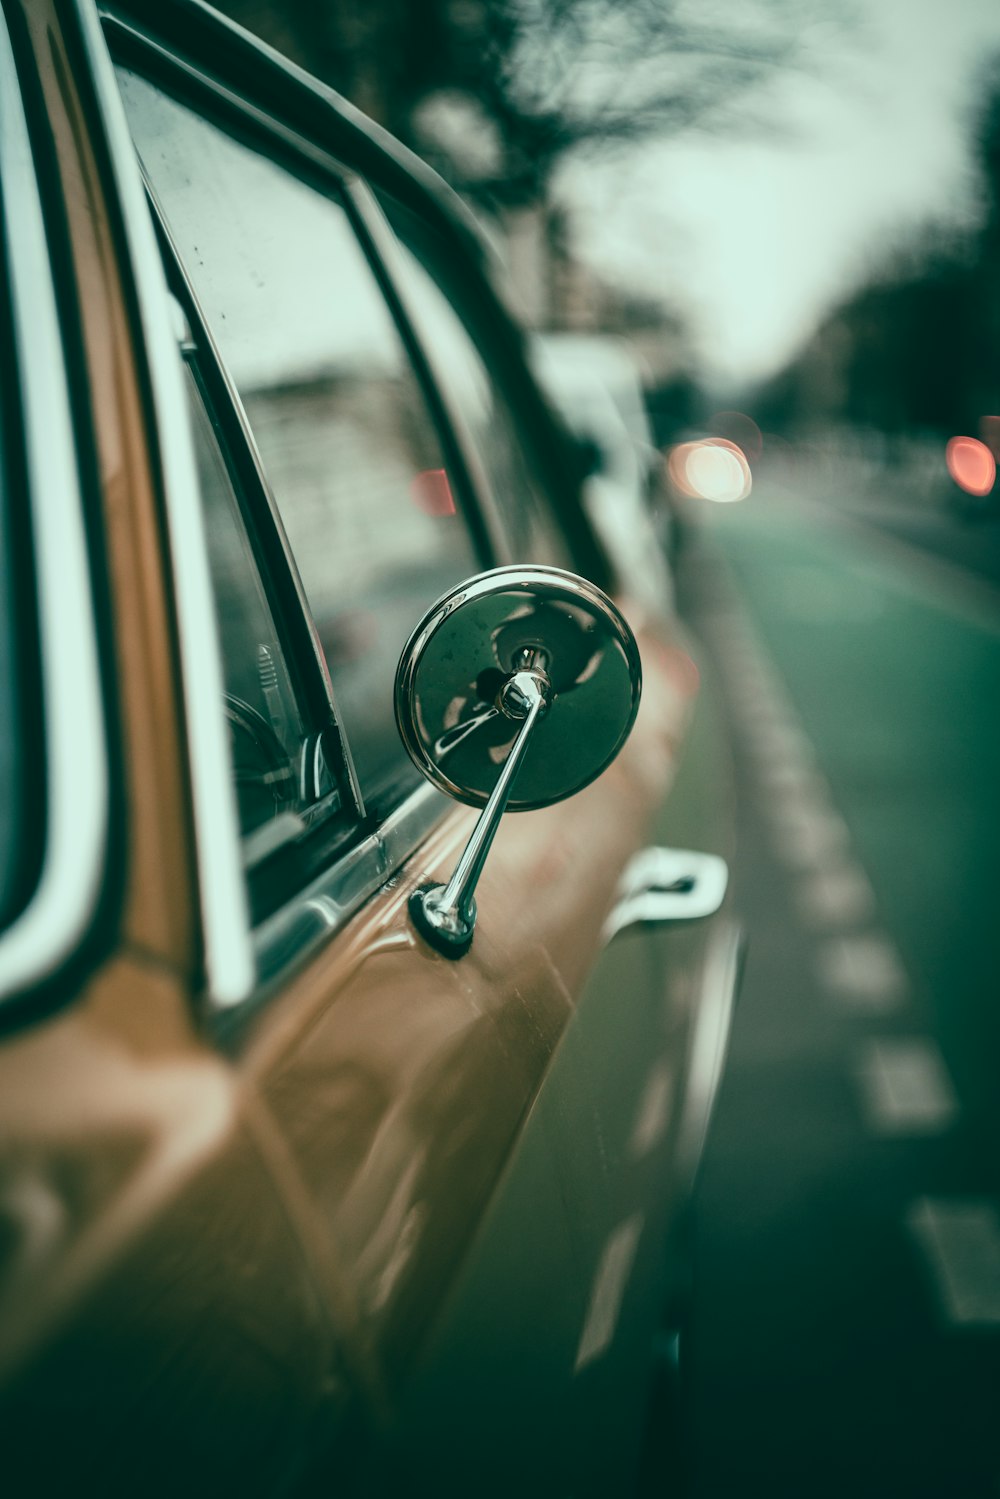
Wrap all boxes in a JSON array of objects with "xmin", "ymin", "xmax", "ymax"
[{"xmin": 99, "ymin": 5, "xmax": 737, "ymax": 1493}]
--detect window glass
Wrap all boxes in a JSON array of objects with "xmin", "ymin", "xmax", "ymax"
[
  {"xmin": 181, "ymin": 363, "xmax": 335, "ymax": 866},
  {"xmin": 385, "ymin": 209, "xmax": 575, "ymax": 570},
  {"xmin": 117, "ymin": 69, "xmax": 482, "ymax": 815}
]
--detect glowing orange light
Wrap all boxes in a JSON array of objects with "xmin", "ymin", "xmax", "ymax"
[
  {"xmin": 668, "ymin": 437, "xmax": 752, "ymax": 503},
  {"xmin": 946, "ymin": 436, "xmax": 996, "ymax": 497},
  {"xmin": 411, "ymin": 468, "xmax": 457, "ymax": 516}
]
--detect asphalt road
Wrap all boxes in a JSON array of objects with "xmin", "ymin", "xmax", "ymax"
[{"xmin": 663, "ymin": 479, "xmax": 1000, "ymax": 1499}]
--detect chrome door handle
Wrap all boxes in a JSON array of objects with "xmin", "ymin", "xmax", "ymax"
[{"xmin": 603, "ymin": 847, "xmax": 729, "ymax": 940}]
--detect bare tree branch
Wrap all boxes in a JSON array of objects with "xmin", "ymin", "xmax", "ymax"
[{"xmin": 215, "ymin": 0, "xmax": 856, "ymax": 206}]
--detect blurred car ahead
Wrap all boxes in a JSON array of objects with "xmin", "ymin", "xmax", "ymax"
[
  {"xmin": 0, "ymin": 1, "xmax": 739, "ymax": 1493},
  {"xmin": 532, "ymin": 333, "xmax": 675, "ymax": 611}
]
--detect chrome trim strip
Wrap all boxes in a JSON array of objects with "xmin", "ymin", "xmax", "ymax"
[
  {"xmin": 676, "ymin": 918, "xmax": 745, "ymax": 1188},
  {"xmin": 254, "ymin": 782, "xmax": 453, "ymax": 986},
  {"xmin": 0, "ymin": 12, "xmax": 109, "ymax": 1004},
  {"xmin": 603, "ymin": 847, "xmax": 729, "ymax": 940},
  {"xmin": 71, "ymin": 0, "xmax": 254, "ymax": 1005}
]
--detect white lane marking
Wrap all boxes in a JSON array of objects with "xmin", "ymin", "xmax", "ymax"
[
  {"xmin": 796, "ymin": 862, "xmax": 877, "ymax": 927},
  {"xmin": 745, "ymin": 722, "xmax": 814, "ymax": 765},
  {"xmin": 907, "ymin": 1198, "xmax": 1000, "ymax": 1326},
  {"xmin": 726, "ymin": 663, "xmax": 791, "ymax": 700},
  {"xmin": 770, "ymin": 766, "xmax": 833, "ymax": 809},
  {"xmin": 817, "ymin": 934, "xmax": 909, "ymax": 1010},
  {"xmin": 574, "ymin": 1213, "xmax": 645, "ymax": 1373},
  {"xmin": 856, "ymin": 1037, "xmax": 958, "ymax": 1134},
  {"xmin": 628, "ymin": 1059, "xmax": 676, "ymax": 1159},
  {"xmin": 768, "ymin": 806, "xmax": 851, "ymax": 869},
  {"xmin": 726, "ymin": 688, "xmax": 779, "ymax": 721},
  {"xmin": 755, "ymin": 758, "xmax": 822, "ymax": 796},
  {"xmin": 731, "ymin": 701, "xmax": 791, "ymax": 731}
]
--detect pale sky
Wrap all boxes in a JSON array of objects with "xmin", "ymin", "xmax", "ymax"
[{"xmin": 558, "ymin": 0, "xmax": 1000, "ymax": 385}]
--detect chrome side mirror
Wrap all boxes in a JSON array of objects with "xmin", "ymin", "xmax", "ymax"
[{"xmin": 395, "ymin": 565, "xmax": 641, "ymax": 956}]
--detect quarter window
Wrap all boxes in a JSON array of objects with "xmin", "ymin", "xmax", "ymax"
[{"xmin": 181, "ymin": 362, "xmax": 337, "ymax": 866}]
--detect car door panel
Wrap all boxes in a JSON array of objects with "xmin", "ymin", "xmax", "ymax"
[
  {"xmin": 0, "ymin": 955, "xmax": 352, "ymax": 1497},
  {"xmin": 364, "ymin": 705, "xmax": 732, "ymax": 1498}
]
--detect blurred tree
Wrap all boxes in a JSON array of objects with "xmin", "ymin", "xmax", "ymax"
[
  {"xmin": 755, "ymin": 64, "xmax": 1000, "ymax": 445},
  {"xmin": 212, "ymin": 0, "xmax": 848, "ymax": 208}
]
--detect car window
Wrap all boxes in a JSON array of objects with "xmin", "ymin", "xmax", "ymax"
[
  {"xmin": 116, "ymin": 69, "xmax": 484, "ymax": 817},
  {"xmin": 383, "ymin": 204, "xmax": 576, "ymax": 570}
]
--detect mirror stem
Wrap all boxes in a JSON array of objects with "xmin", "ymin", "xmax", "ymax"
[{"xmin": 410, "ymin": 671, "xmax": 548, "ymax": 957}]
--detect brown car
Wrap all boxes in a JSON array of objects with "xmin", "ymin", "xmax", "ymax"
[{"xmin": 0, "ymin": 1, "xmax": 739, "ymax": 1493}]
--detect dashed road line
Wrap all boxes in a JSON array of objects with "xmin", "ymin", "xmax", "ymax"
[
  {"xmin": 628, "ymin": 1059, "xmax": 676, "ymax": 1159},
  {"xmin": 856, "ymin": 1037, "xmax": 958, "ymax": 1134},
  {"xmin": 796, "ymin": 862, "xmax": 877, "ymax": 927},
  {"xmin": 907, "ymin": 1198, "xmax": 1000, "ymax": 1327},
  {"xmin": 817, "ymin": 933, "xmax": 909, "ymax": 1010},
  {"xmin": 705, "ymin": 594, "xmax": 913, "ymax": 1013},
  {"xmin": 743, "ymin": 721, "xmax": 814, "ymax": 765},
  {"xmin": 766, "ymin": 804, "xmax": 851, "ymax": 869},
  {"xmin": 696, "ymin": 548, "xmax": 995, "ymax": 1379},
  {"xmin": 574, "ymin": 1213, "xmax": 645, "ymax": 1372}
]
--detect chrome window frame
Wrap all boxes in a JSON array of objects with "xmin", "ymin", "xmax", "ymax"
[
  {"xmin": 73, "ymin": 0, "xmax": 255, "ymax": 1007},
  {"xmin": 253, "ymin": 782, "xmax": 455, "ymax": 989},
  {"xmin": 0, "ymin": 7, "xmax": 109, "ymax": 1007}
]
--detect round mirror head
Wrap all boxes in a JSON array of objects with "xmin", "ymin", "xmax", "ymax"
[{"xmin": 394, "ymin": 566, "xmax": 642, "ymax": 811}]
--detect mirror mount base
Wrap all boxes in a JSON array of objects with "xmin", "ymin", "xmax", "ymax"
[{"xmin": 409, "ymin": 884, "xmax": 476, "ymax": 959}]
